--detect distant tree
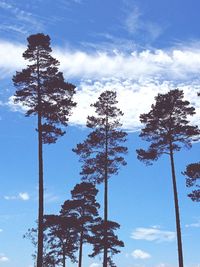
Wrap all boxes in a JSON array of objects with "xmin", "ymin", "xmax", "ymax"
[
  {"xmin": 88, "ymin": 219, "xmax": 124, "ymax": 267},
  {"xmin": 61, "ymin": 182, "xmax": 100, "ymax": 267},
  {"xmin": 13, "ymin": 33, "xmax": 76, "ymax": 267},
  {"xmin": 73, "ymin": 91, "xmax": 127, "ymax": 267},
  {"xmin": 44, "ymin": 215, "xmax": 78, "ymax": 267},
  {"xmin": 183, "ymin": 162, "xmax": 200, "ymax": 201},
  {"xmin": 136, "ymin": 89, "xmax": 199, "ymax": 267}
]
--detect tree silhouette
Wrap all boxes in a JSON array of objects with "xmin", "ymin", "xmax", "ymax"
[
  {"xmin": 44, "ymin": 215, "xmax": 78, "ymax": 267},
  {"xmin": 73, "ymin": 90, "xmax": 127, "ymax": 267},
  {"xmin": 13, "ymin": 33, "xmax": 76, "ymax": 267},
  {"xmin": 61, "ymin": 182, "xmax": 100, "ymax": 267},
  {"xmin": 88, "ymin": 219, "xmax": 124, "ymax": 267},
  {"xmin": 183, "ymin": 162, "xmax": 200, "ymax": 201},
  {"xmin": 136, "ymin": 89, "xmax": 199, "ymax": 267}
]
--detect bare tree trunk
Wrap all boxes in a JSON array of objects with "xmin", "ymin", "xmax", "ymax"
[
  {"xmin": 78, "ymin": 230, "xmax": 83, "ymax": 267},
  {"xmin": 63, "ymin": 246, "xmax": 66, "ymax": 267},
  {"xmin": 169, "ymin": 142, "xmax": 184, "ymax": 267},
  {"xmin": 36, "ymin": 112, "xmax": 44, "ymax": 267}
]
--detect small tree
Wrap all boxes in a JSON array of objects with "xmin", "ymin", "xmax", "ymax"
[
  {"xmin": 89, "ymin": 219, "xmax": 124, "ymax": 267},
  {"xmin": 73, "ymin": 91, "xmax": 127, "ymax": 267},
  {"xmin": 13, "ymin": 33, "xmax": 76, "ymax": 267},
  {"xmin": 183, "ymin": 162, "xmax": 200, "ymax": 201},
  {"xmin": 136, "ymin": 89, "xmax": 199, "ymax": 267},
  {"xmin": 44, "ymin": 215, "xmax": 78, "ymax": 267},
  {"xmin": 61, "ymin": 182, "xmax": 100, "ymax": 267}
]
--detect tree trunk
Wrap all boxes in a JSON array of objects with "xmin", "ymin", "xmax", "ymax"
[
  {"xmin": 36, "ymin": 50, "xmax": 44, "ymax": 267},
  {"xmin": 103, "ymin": 115, "xmax": 108, "ymax": 267},
  {"xmin": 169, "ymin": 142, "xmax": 184, "ymax": 267},
  {"xmin": 63, "ymin": 246, "xmax": 66, "ymax": 267},
  {"xmin": 36, "ymin": 112, "xmax": 44, "ymax": 267},
  {"xmin": 78, "ymin": 230, "xmax": 83, "ymax": 267}
]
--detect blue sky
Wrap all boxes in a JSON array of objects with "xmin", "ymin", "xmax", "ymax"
[{"xmin": 0, "ymin": 0, "xmax": 200, "ymax": 267}]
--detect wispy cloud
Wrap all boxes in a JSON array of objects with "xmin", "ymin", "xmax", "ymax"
[
  {"xmin": 44, "ymin": 192, "xmax": 59, "ymax": 203},
  {"xmin": 0, "ymin": 0, "xmax": 43, "ymax": 35},
  {"xmin": 131, "ymin": 226, "xmax": 175, "ymax": 242},
  {"xmin": 124, "ymin": 5, "xmax": 163, "ymax": 41},
  {"xmin": 4, "ymin": 192, "xmax": 30, "ymax": 201},
  {"xmin": 131, "ymin": 249, "xmax": 151, "ymax": 259},
  {"xmin": 185, "ymin": 221, "xmax": 200, "ymax": 228}
]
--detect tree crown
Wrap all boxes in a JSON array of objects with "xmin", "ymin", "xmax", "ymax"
[
  {"xmin": 13, "ymin": 33, "xmax": 76, "ymax": 144},
  {"xmin": 137, "ymin": 89, "xmax": 199, "ymax": 164}
]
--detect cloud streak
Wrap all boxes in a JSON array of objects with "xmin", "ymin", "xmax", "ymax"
[
  {"xmin": 4, "ymin": 192, "xmax": 30, "ymax": 201},
  {"xmin": 131, "ymin": 226, "xmax": 175, "ymax": 242}
]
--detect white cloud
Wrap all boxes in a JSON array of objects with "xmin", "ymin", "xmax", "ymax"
[
  {"xmin": 19, "ymin": 192, "xmax": 30, "ymax": 201},
  {"xmin": 131, "ymin": 226, "xmax": 175, "ymax": 242},
  {"xmin": 0, "ymin": 254, "xmax": 9, "ymax": 262},
  {"xmin": 132, "ymin": 249, "xmax": 151, "ymax": 259},
  {"xmin": 89, "ymin": 263, "xmax": 101, "ymax": 267},
  {"xmin": 4, "ymin": 192, "xmax": 30, "ymax": 201},
  {"xmin": 1, "ymin": 40, "xmax": 200, "ymax": 130}
]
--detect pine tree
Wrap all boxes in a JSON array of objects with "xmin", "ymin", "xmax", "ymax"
[
  {"xmin": 73, "ymin": 90, "xmax": 127, "ymax": 267},
  {"xmin": 136, "ymin": 89, "xmax": 199, "ymax": 267},
  {"xmin": 61, "ymin": 182, "xmax": 100, "ymax": 267},
  {"xmin": 44, "ymin": 215, "xmax": 78, "ymax": 267},
  {"xmin": 88, "ymin": 219, "xmax": 124, "ymax": 267},
  {"xmin": 13, "ymin": 33, "xmax": 76, "ymax": 267}
]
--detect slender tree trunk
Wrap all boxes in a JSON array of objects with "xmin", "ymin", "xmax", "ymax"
[
  {"xmin": 36, "ymin": 50, "xmax": 44, "ymax": 267},
  {"xmin": 63, "ymin": 246, "xmax": 66, "ymax": 267},
  {"xmin": 37, "ymin": 112, "xmax": 44, "ymax": 267},
  {"xmin": 103, "ymin": 115, "xmax": 108, "ymax": 267},
  {"xmin": 169, "ymin": 142, "xmax": 184, "ymax": 267},
  {"xmin": 78, "ymin": 229, "xmax": 83, "ymax": 267}
]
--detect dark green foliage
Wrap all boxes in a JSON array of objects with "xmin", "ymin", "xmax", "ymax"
[
  {"xmin": 88, "ymin": 219, "xmax": 124, "ymax": 267},
  {"xmin": 183, "ymin": 162, "xmax": 200, "ymax": 201}
]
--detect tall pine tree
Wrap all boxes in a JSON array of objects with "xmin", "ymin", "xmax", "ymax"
[
  {"xmin": 13, "ymin": 33, "xmax": 76, "ymax": 267},
  {"xmin": 73, "ymin": 91, "xmax": 127, "ymax": 267},
  {"xmin": 136, "ymin": 89, "xmax": 199, "ymax": 267}
]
